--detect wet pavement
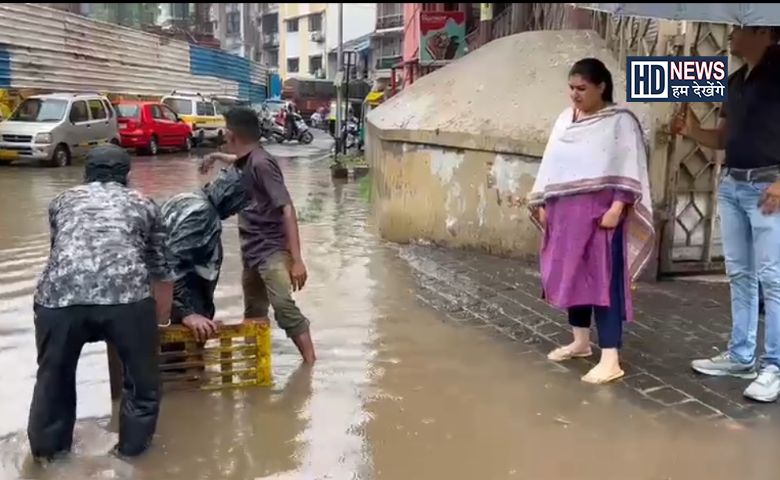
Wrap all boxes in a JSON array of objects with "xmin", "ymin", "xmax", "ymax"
[{"xmin": 0, "ymin": 141, "xmax": 779, "ymax": 479}]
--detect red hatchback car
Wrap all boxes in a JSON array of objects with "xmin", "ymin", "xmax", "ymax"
[{"xmin": 113, "ymin": 101, "xmax": 193, "ymax": 155}]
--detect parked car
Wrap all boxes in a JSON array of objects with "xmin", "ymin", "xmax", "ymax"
[
  {"xmin": 113, "ymin": 101, "xmax": 193, "ymax": 155},
  {"xmin": 0, "ymin": 92, "xmax": 120, "ymax": 167},
  {"xmin": 161, "ymin": 91, "xmax": 225, "ymax": 146}
]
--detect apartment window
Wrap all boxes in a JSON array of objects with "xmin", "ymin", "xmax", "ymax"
[
  {"xmin": 309, "ymin": 55, "xmax": 323, "ymax": 74},
  {"xmin": 226, "ymin": 4, "xmax": 240, "ymax": 35},
  {"xmin": 268, "ymin": 50, "xmax": 279, "ymax": 68},
  {"xmin": 262, "ymin": 13, "xmax": 278, "ymax": 33},
  {"xmin": 287, "ymin": 18, "xmax": 298, "ymax": 32},
  {"xmin": 308, "ymin": 13, "xmax": 322, "ymax": 32},
  {"xmin": 287, "ymin": 57, "xmax": 299, "ymax": 73},
  {"xmin": 381, "ymin": 36, "xmax": 402, "ymax": 56},
  {"xmin": 378, "ymin": 3, "xmax": 402, "ymax": 17}
]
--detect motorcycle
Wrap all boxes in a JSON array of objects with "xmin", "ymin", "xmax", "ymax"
[
  {"xmin": 261, "ymin": 116, "xmax": 286, "ymax": 143},
  {"xmin": 263, "ymin": 110, "xmax": 314, "ymax": 145},
  {"xmin": 293, "ymin": 113, "xmax": 314, "ymax": 145}
]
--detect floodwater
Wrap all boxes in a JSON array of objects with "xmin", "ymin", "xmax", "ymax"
[{"xmin": 0, "ymin": 145, "xmax": 779, "ymax": 480}]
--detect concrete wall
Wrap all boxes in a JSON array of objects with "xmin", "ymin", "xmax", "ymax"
[
  {"xmin": 368, "ymin": 130, "xmax": 542, "ymax": 257},
  {"xmin": 367, "ymin": 29, "xmax": 662, "ymax": 258}
]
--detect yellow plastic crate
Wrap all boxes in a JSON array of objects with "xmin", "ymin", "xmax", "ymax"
[{"xmin": 107, "ymin": 321, "xmax": 272, "ymax": 399}]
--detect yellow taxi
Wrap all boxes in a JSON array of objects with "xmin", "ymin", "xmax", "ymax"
[{"xmin": 161, "ymin": 91, "xmax": 226, "ymax": 145}]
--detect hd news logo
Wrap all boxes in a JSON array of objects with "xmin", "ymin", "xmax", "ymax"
[{"xmin": 626, "ymin": 56, "xmax": 728, "ymax": 102}]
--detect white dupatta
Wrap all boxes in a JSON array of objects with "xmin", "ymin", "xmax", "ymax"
[{"xmin": 528, "ymin": 106, "xmax": 656, "ymax": 281}]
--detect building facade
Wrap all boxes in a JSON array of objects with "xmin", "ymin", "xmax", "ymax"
[
  {"xmin": 271, "ymin": 3, "xmax": 375, "ymax": 80},
  {"xmin": 258, "ymin": 3, "xmax": 281, "ymax": 71},
  {"xmin": 371, "ymin": 3, "xmax": 404, "ymax": 83}
]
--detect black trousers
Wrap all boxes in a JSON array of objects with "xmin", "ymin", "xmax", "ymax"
[
  {"xmin": 285, "ymin": 115, "xmax": 297, "ymax": 139},
  {"xmin": 28, "ymin": 299, "xmax": 160, "ymax": 458}
]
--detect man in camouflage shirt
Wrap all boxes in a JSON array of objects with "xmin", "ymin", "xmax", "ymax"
[
  {"xmin": 162, "ymin": 165, "xmax": 250, "ymax": 339},
  {"xmin": 30, "ymin": 145, "xmax": 174, "ymax": 460}
]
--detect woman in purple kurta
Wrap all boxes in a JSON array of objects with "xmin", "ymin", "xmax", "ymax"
[{"xmin": 527, "ymin": 58, "xmax": 655, "ymax": 385}]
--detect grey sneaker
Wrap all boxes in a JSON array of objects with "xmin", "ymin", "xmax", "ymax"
[
  {"xmin": 744, "ymin": 365, "xmax": 780, "ymax": 403},
  {"xmin": 691, "ymin": 352, "xmax": 757, "ymax": 379}
]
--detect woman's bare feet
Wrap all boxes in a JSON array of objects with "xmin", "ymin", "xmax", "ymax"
[{"xmin": 581, "ymin": 348, "xmax": 624, "ymax": 384}]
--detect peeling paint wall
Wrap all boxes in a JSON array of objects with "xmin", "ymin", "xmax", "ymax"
[{"xmin": 368, "ymin": 131, "xmax": 542, "ymax": 257}]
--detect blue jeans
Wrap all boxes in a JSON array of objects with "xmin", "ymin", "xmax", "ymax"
[{"xmin": 719, "ymin": 174, "xmax": 780, "ymax": 367}]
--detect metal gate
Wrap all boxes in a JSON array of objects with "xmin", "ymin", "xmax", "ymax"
[{"xmin": 659, "ymin": 23, "xmax": 739, "ymax": 274}]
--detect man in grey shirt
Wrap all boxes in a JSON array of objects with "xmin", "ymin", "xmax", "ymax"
[
  {"xmin": 201, "ymin": 108, "xmax": 315, "ymax": 364},
  {"xmin": 30, "ymin": 145, "xmax": 174, "ymax": 460}
]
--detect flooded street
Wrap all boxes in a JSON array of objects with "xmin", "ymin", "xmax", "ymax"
[{"xmin": 0, "ymin": 147, "xmax": 779, "ymax": 480}]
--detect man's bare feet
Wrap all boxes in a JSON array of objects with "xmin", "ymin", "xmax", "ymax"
[{"xmin": 292, "ymin": 330, "xmax": 316, "ymax": 364}]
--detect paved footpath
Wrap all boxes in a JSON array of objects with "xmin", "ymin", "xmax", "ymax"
[{"xmin": 401, "ymin": 244, "xmax": 779, "ymax": 424}]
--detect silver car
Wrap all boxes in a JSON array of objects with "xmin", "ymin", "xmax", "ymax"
[{"xmin": 0, "ymin": 93, "xmax": 120, "ymax": 167}]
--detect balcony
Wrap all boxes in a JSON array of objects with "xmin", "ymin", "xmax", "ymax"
[
  {"xmin": 376, "ymin": 14, "xmax": 403, "ymax": 31},
  {"xmin": 375, "ymin": 55, "xmax": 402, "ymax": 71},
  {"xmin": 260, "ymin": 3, "xmax": 279, "ymax": 15},
  {"xmin": 263, "ymin": 32, "xmax": 279, "ymax": 48}
]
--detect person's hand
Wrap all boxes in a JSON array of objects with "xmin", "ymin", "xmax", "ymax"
[
  {"xmin": 199, "ymin": 153, "xmax": 235, "ymax": 174},
  {"xmin": 182, "ymin": 314, "xmax": 219, "ymax": 342},
  {"xmin": 600, "ymin": 204, "xmax": 624, "ymax": 229},
  {"xmin": 670, "ymin": 104, "xmax": 700, "ymax": 138},
  {"xmin": 198, "ymin": 153, "xmax": 219, "ymax": 174},
  {"xmin": 538, "ymin": 206, "xmax": 547, "ymax": 226},
  {"xmin": 760, "ymin": 181, "xmax": 780, "ymax": 215},
  {"xmin": 289, "ymin": 259, "xmax": 308, "ymax": 292}
]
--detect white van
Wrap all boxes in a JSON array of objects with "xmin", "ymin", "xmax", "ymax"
[{"xmin": 0, "ymin": 93, "xmax": 120, "ymax": 167}]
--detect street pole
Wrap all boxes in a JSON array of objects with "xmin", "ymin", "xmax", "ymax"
[
  {"xmin": 336, "ymin": 3, "xmax": 343, "ymax": 154},
  {"xmin": 344, "ymin": 52, "xmax": 351, "ymax": 154},
  {"xmin": 239, "ymin": 3, "xmax": 246, "ymax": 58}
]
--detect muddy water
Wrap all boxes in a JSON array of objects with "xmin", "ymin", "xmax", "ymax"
[{"xmin": 0, "ymin": 151, "xmax": 778, "ymax": 480}]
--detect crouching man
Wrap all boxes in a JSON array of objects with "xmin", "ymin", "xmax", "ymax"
[
  {"xmin": 29, "ymin": 145, "xmax": 173, "ymax": 460},
  {"xmin": 162, "ymin": 165, "xmax": 251, "ymax": 338}
]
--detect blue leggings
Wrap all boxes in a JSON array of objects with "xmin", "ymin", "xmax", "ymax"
[{"xmin": 567, "ymin": 224, "xmax": 626, "ymax": 349}]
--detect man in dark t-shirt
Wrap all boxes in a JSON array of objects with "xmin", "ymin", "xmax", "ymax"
[
  {"xmin": 674, "ymin": 26, "xmax": 780, "ymax": 402},
  {"xmin": 202, "ymin": 108, "xmax": 315, "ymax": 364}
]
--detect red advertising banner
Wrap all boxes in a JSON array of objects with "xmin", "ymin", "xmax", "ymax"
[{"xmin": 419, "ymin": 11, "xmax": 466, "ymax": 65}]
